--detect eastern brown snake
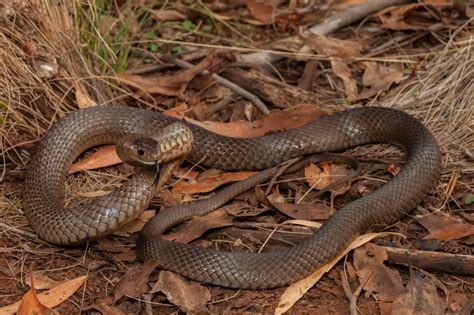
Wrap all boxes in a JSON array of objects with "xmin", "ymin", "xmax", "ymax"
[{"xmin": 23, "ymin": 106, "xmax": 442, "ymax": 289}]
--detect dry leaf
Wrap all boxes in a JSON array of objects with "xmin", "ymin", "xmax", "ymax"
[
  {"xmin": 25, "ymin": 272, "xmax": 61, "ymax": 290},
  {"xmin": 305, "ymin": 33, "xmax": 362, "ymax": 61},
  {"xmin": 256, "ymin": 185, "xmax": 331, "ymax": 220},
  {"xmin": 76, "ymin": 190, "xmax": 112, "ymax": 198},
  {"xmin": 84, "ymin": 299, "xmax": 124, "ymax": 315},
  {"xmin": 358, "ymin": 62, "xmax": 403, "ymax": 99},
  {"xmin": 117, "ymin": 53, "xmax": 216, "ymax": 97},
  {"xmin": 166, "ymin": 104, "xmax": 326, "ymax": 138},
  {"xmin": 162, "ymin": 208, "xmax": 234, "ymax": 243},
  {"xmin": 298, "ymin": 60, "xmax": 318, "ymax": 91},
  {"xmin": 18, "ymin": 272, "xmax": 50, "ymax": 315},
  {"xmin": 378, "ymin": 3, "xmax": 434, "ymax": 30},
  {"xmin": 424, "ymin": 223, "xmax": 474, "ymax": 241},
  {"xmin": 241, "ymin": 0, "xmax": 275, "ymax": 24},
  {"xmin": 172, "ymin": 171, "xmax": 256, "ymax": 194},
  {"xmin": 304, "ymin": 162, "xmax": 353, "ymax": 195},
  {"xmin": 0, "ymin": 276, "xmax": 87, "ymax": 314},
  {"xmin": 281, "ymin": 219, "xmax": 322, "ymax": 229},
  {"xmin": 391, "ymin": 270, "xmax": 445, "ymax": 315},
  {"xmin": 415, "ymin": 212, "xmax": 462, "ymax": 233},
  {"xmin": 74, "ymin": 82, "xmax": 97, "ymax": 108},
  {"xmin": 113, "ymin": 261, "xmax": 160, "ymax": 302},
  {"xmin": 149, "ymin": 9, "xmax": 186, "ymax": 21},
  {"xmin": 272, "ymin": 202, "xmax": 331, "ymax": 220},
  {"xmin": 330, "ymin": 57, "xmax": 358, "ymax": 100},
  {"xmin": 275, "ymin": 232, "xmax": 397, "ymax": 314},
  {"xmin": 113, "ymin": 210, "xmax": 156, "ymax": 237},
  {"xmin": 69, "ymin": 145, "xmax": 121, "ymax": 174},
  {"xmin": 353, "ymin": 243, "xmax": 403, "ymax": 301},
  {"xmin": 96, "ymin": 239, "xmax": 135, "ymax": 254},
  {"xmin": 151, "ymin": 271, "xmax": 211, "ymax": 313}
]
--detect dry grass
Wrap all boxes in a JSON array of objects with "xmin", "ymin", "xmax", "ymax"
[
  {"xmin": 386, "ymin": 35, "xmax": 474, "ymax": 170},
  {"xmin": 0, "ymin": 0, "xmax": 115, "ymax": 167}
]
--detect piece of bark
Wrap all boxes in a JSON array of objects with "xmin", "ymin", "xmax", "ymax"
[{"xmin": 383, "ymin": 246, "xmax": 474, "ymax": 276}]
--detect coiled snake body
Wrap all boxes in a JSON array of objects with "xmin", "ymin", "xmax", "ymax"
[{"xmin": 23, "ymin": 106, "xmax": 441, "ymax": 289}]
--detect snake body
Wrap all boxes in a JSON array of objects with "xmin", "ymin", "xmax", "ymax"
[{"xmin": 23, "ymin": 106, "xmax": 442, "ymax": 289}]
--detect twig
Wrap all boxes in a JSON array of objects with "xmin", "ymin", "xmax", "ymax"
[
  {"xmin": 154, "ymin": 52, "xmax": 270, "ymax": 115},
  {"xmin": 240, "ymin": 0, "xmax": 412, "ymax": 65},
  {"xmin": 142, "ymin": 294, "xmax": 154, "ymax": 315},
  {"xmin": 0, "ymin": 222, "xmax": 41, "ymax": 242},
  {"xmin": 340, "ymin": 267, "xmax": 373, "ymax": 315}
]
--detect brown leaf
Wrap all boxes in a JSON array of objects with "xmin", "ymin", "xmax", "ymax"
[
  {"xmin": 272, "ymin": 202, "xmax": 331, "ymax": 221},
  {"xmin": 415, "ymin": 212, "xmax": 462, "ymax": 233},
  {"xmin": 256, "ymin": 185, "xmax": 331, "ymax": 220},
  {"xmin": 113, "ymin": 210, "xmax": 156, "ymax": 236},
  {"xmin": 378, "ymin": 4, "xmax": 432, "ymax": 31},
  {"xmin": 149, "ymin": 9, "xmax": 186, "ymax": 21},
  {"xmin": 391, "ymin": 270, "xmax": 445, "ymax": 315},
  {"xmin": 304, "ymin": 162, "xmax": 352, "ymax": 195},
  {"xmin": 69, "ymin": 145, "xmax": 121, "ymax": 174},
  {"xmin": 358, "ymin": 62, "xmax": 403, "ymax": 99},
  {"xmin": 74, "ymin": 82, "xmax": 97, "ymax": 108},
  {"xmin": 151, "ymin": 271, "xmax": 211, "ymax": 313},
  {"xmin": 25, "ymin": 272, "xmax": 60, "ymax": 290},
  {"xmin": 424, "ymin": 223, "xmax": 474, "ymax": 241},
  {"xmin": 18, "ymin": 272, "xmax": 50, "ymax": 315},
  {"xmin": 447, "ymin": 292, "xmax": 469, "ymax": 314},
  {"xmin": 298, "ymin": 60, "xmax": 318, "ymax": 91},
  {"xmin": 330, "ymin": 57, "xmax": 358, "ymax": 100},
  {"xmin": 162, "ymin": 208, "xmax": 233, "ymax": 243},
  {"xmin": 84, "ymin": 299, "xmax": 124, "ymax": 315},
  {"xmin": 95, "ymin": 239, "xmax": 137, "ymax": 262},
  {"xmin": 117, "ymin": 53, "xmax": 216, "ymax": 97},
  {"xmin": 241, "ymin": 0, "xmax": 275, "ymax": 24},
  {"xmin": 166, "ymin": 104, "xmax": 326, "ymax": 138},
  {"xmin": 76, "ymin": 190, "xmax": 112, "ymax": 198},
  {"xmin": 354, "ymin": 243, "xmax": 404, "ymax": 301},
  {"xmin": 172, "ymin": 171, "xmax": 256, "ymax": 194},
  {"xmin": 305, "ymin": 33, "xmax": 362, "ymax": 61},
  {"xmin": 113, "ymin": 261, "xmax": 160, "ymax": 302},
  {"xmin": 1, "ymin": 276, "xmax": 87, "ymax": 314}
]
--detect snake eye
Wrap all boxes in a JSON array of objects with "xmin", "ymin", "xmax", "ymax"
[{"xmin": 137, "ymin": 147, "xmax": 145, "ymax": 156}]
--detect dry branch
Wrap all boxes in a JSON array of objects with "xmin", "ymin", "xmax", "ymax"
[{"xmin": 383, "ymin": 246, "xmax": 474, "ymax": 276}]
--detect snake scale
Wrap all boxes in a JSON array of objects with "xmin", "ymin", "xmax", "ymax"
[{"xmin": 23, "ymin": 106, "xmax": 442, "ymax": 289}]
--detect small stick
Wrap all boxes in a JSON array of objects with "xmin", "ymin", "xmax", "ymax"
[
  {"xmin": 340, "ymin": 267, "xmax": 373, "ymax": 315},
  {"xmin": 0, "ymin": 222, "xmax": 41, "ymax": 242},
  {"xmin": 146, "ymin": 52, "xmax": 270, "ymax": 115}
]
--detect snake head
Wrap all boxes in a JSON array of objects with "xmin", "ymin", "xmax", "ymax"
[{"xmin": 116, "ymin": 134, "xmax": 161, "ymax": 166}]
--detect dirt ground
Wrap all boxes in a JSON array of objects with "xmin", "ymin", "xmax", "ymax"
[{"xmin": 0, "ymin": 0, "xmax": 473, "ymax": 314}]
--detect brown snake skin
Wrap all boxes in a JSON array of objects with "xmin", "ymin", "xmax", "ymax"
[{"xmin": 23, "ymin": 106, "xmax": 442, "ymax": 289}]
